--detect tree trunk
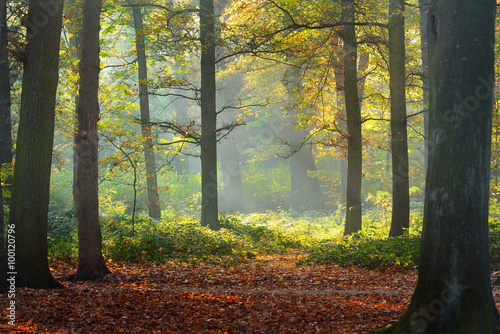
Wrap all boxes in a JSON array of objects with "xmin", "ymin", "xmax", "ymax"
[
  {"xmin": 200, "ymin": 0, "xmax": 219, "ymax": 230},
  {"xmin": 342, "ymin": 0, "xmax": 362, "ymax": 236},
  {"xmin": 418, "ymin": 0, "xmax": 430, "ymax": 173},
  {"xmin": 74, "ymin": 0, "xmax": 110, "ymax": 280},
  {"xmin": 9, "ymin": 0, "xmax": 64, "ymax": 288},
  {"xmin": 132, "ymin": 6, "xmax": 161, "ymax": 219},
  {"xmin": 388, "ymin": 0, "xmax": 409, "ymax": 237},
  {"xmin": 373, "ymin": 1, "xmax": 500, "ymax": 332}
]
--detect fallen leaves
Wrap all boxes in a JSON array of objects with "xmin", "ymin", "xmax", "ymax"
[{"xmin": 0, "ymin": 256, "xmax": 497, "ymax": 333}]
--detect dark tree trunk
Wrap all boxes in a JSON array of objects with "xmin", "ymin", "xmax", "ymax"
[
  {"xmin": 74, "ymin": 0, "xmax": 110, "ymax": 280},
  {"xmin": 373, "ymin": 0, "xmax": 500, "ymax": 332},
  {"xmin": 342, "ymin": 0, "xmax": 362, "ymax": 236},
  {"xmin": 132, "ymin": 6, "xmax": 161, "ymax": 219},
  {"xmin": 10, "ymin": 0, "xmax": 64, "ymax": 288},
  {"xmin": 388, "ymin": 0, "xmax": 410, "ymax": 237},
  {"xmin": 200, "ymin": 0, "xmax": 219, "ymax": 230}
]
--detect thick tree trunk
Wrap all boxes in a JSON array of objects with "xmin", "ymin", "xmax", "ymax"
[
  {"xmin": 10, "ymin": 0, "xmax": 64, "ymax": 288},
  {"xmin": 388, "ymin": 0, "xmax": 409, "ymax": 237},
  {"xmin": 132, "ymin": 6, "xmax": 161, "ymax": 219},
  {"xmin": 342, "ymin": 0, "xmax": 362, "ymax": 236},
  {"xmin": 74, "ymin": 0, "xmax": 110, "ymax": 280},
  {"xmin": 373, "ymin": 1, "xmax": 500, "ymax": 332},
  {"xmin": 200, "ymin": 0, "xmax": 219, "ymax": 230}
]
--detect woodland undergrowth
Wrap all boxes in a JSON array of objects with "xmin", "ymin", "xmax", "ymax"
[{"xmin": 46, "ymin": 202, "xmax": 500, "ymax": 271}]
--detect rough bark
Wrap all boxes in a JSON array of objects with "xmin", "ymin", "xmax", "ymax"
[
  {"xmin": 342, "ymin": 0, "xmax": 362, "ymax": 236},
  {"xmin": 74, "ymin": 0, "xmax": 110, "ymax": 280},
  {"xmin": 373, "ymin": 0, "xmax": 500, "ymax": 332},
  {"xmin": 9, "ymin": 0, "xmax": 64, "ymax": 288},
  {"xmin": 388, "ymin": 0, "xmax": 410, "ymax": 237},
  {"xmin": 200, "ymin": 0, "xmax": 219, "ymax": 230},
  {"xmin": 132, "ymin": 6, "xmax": 161, "ymax": 219}
]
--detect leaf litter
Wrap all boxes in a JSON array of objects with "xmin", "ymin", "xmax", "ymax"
[{"xmin": 1, "ymin": 255, "xmax": 499, "ymax": 333}]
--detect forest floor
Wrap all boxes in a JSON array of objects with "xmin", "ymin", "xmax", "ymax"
[{"xmin": 1, "ymin": 255, "xmax": 500, "ymax": 333}]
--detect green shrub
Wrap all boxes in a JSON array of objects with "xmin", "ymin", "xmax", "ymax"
[
  {"xmin": 303, "ymin": 234, "xmax": 420, "ymax": 269},
  {"xmin": 47, "ymin": 208, "xmax": 78, "ymax": 263}
]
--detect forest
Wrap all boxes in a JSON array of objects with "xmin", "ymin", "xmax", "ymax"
[{"xmin": 1, "ymin": 0, "xmax": 500, "ymax": 333}]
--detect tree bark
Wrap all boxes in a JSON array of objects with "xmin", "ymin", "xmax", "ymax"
[
  {"xmin": 10, "ymin": 0, "xmax": 64, "ymax": 288},
  {"xmin": 132, "ymin": 6, "xmax": 161, "ymax": 219},
  {"xmin": 74, "ymin": 0, "xmax": 110, "ymax": 280},
  {"xmin": 200, "ymin": 0, "xmax": 219, "ymax": 230},
  {"xmin": 388, "ymin": 0, "xmax": 409, "ymax": 237},
  {"xmin": 373, "ymin": 0, "xmax": 500, "ymax": 332},
  {"xmin": 342, "ymin": 0, "xmax": 362, "ymax": 236}
]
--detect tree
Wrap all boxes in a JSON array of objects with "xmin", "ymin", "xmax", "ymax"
[
  {"xmin": 200, "ymin": 0, "xmax": 219, "ymax": 230},
  {"xmin": 342, "ymin": 0, "xmax": 362, "ymax": 236},
  {"xmin": 9, "ymin": 0, "xmax": 64, "ymax": 288},
  {"xmin": 388, "ymin": 0, "xmax": 409, "ymax": 237},
  {"xmin": 132, "ymin": 5, "xmax": 161, "ymax": 219},
  {"xmin": 373, "ymin": 0, "xmax": 500, "ymax": 332},
  {"xmin": 74, "ymin": 0, "xmax": 110, "ymax": 280}
]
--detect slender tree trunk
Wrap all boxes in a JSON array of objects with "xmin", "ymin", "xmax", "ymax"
[
  {"xmin": 373, "ymin": 1, "xmax": 500, "ymax": 332},
  {"xmin": 419, "ymin": 0, "xmax": 430, "ymax": 173},
  {"xmin": 200, "ymin": 0, "xmax": 219, "ymax": 230},
  {"xmin": 342, "ymin": 0, "xmax": 362, "ymax": 236},
  {"xmin": 10, "ymin": 0, "xmax": 64, "ymax": 288},
  {"xmin": 74, "ymin": 0, "xmax": 110, "ymax": 280},
  {"xmin": 388, "ymin": 0, "xmax": 409, "ymax": 237},
  {"xmin": 132, "ymin": 6, "xmax": 161, "ymax": 219}
]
